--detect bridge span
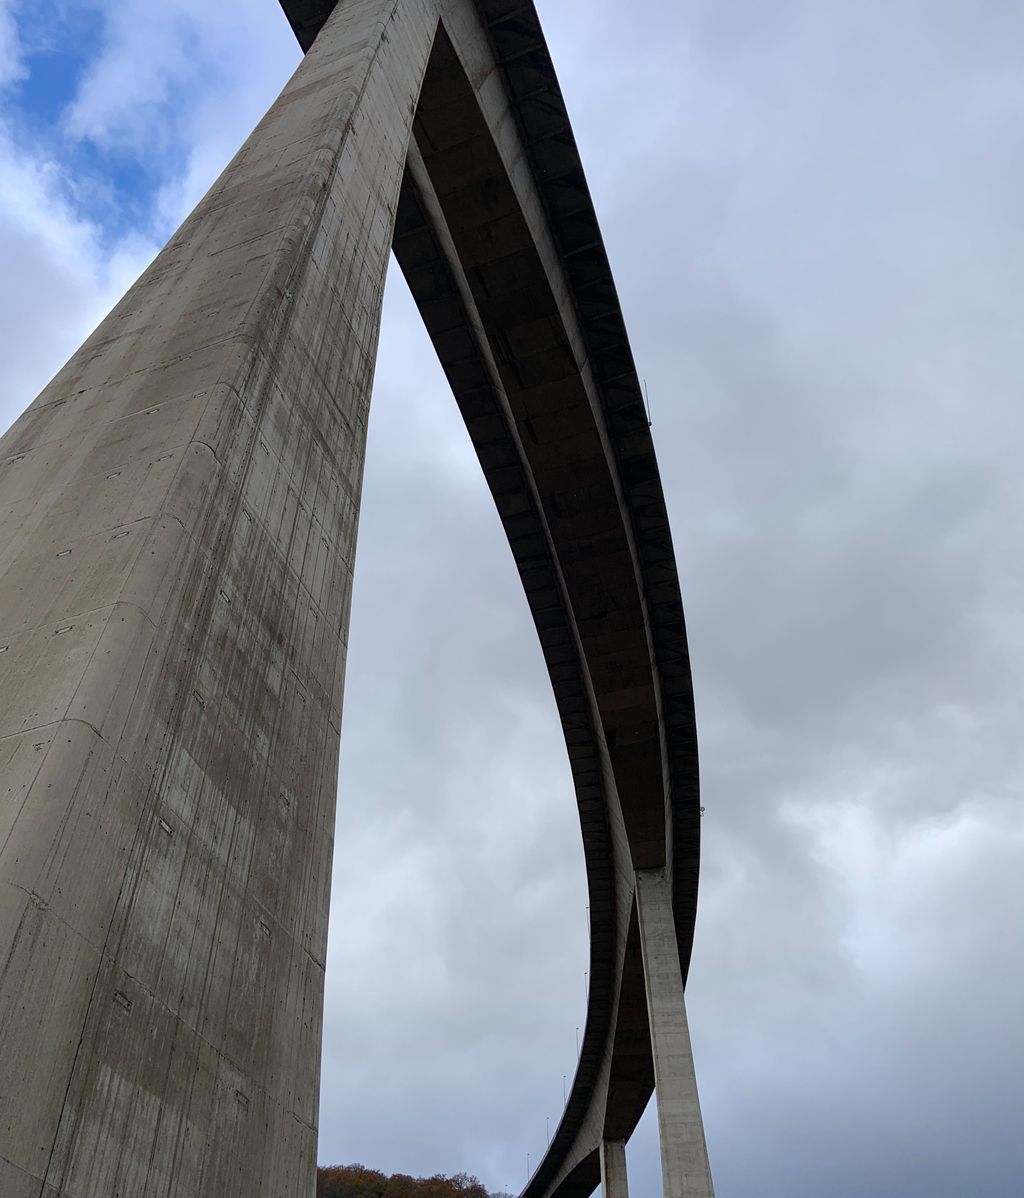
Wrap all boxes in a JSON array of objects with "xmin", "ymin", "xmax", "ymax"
[{"xmin": 0, "ymin": 2, "xmax": 712, "ymax": 1195}]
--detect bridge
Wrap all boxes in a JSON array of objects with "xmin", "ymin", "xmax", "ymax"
[{"xmin": 0, "ymin": 2, "xmax": 713, "ymax": 1195}]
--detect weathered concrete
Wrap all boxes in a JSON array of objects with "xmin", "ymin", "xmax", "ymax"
[
  {"xmin": 0, "ymin": 1, "xmax": 436, "ymax": 1192},
  {"xmin": 636, "ymin": 870, "xmax": 714, "ymax": 1198},
  {"xmin": 599, "ymin": 1140, "xmax": 629, "ymax": 1198},
  {"xmin": 0, "ymin": 1, "xmax": 712, "ymax": 1195}
]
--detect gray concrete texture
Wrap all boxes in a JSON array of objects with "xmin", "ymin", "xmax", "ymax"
[
  {"xmin": 0, "ymin": 0, "xmax": 433, "ymax": 1191},
  {"xmin": 0, "ymin": 0, "xmax": 711, "ymax": 1194},
  {"xmin": 636, "ymin": 871, "xmax": 714, "ymax": 1198},
  {"xmin": 599, "ymin": 1140, "xmax": 629, "ymax": 1198}
]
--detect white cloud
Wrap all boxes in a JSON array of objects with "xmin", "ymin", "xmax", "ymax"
[
  {"xmin": 1, "ymin": 1, "xmax": 1022, "ymax": 1195},
  {"xmin": 63, "ymin": 0, "xmax": 293, "ymax": 148},
  {"xmin": 0, "ymin": 0, "xmax": 298, "ymax": 425},
  {"xmin": 0, "ymin": 117, "xmax": 157, "ymax": 428},
  {"xmin": 0, "ymin": 0, "xmax": 24, "ymax": 87},
  {"xmin": 60, "ymin": 0, "xmax": 298, "ymax": 232}
]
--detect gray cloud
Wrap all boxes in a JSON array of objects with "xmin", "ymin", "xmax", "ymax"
[{"xmin": 0, "ymin": 1, "xmax": 1021, "ymax": 1195}]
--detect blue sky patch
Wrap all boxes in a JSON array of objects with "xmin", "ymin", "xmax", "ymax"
[
  {"xmin": 7, "ymin": 1, "xmax": 180, "ymax": 245},
  {"xmin": 13, "ymin": 5, "xmax": 100, "ymax": 125}
]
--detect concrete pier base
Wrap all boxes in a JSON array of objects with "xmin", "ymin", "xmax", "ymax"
[
  {"xmin": 636, "ymin": 870, "xmax": 715, "ymax": 1198},
  {"xmin": 599, "ymin": 1140, "xmax": 629, "ymax": 1198}
]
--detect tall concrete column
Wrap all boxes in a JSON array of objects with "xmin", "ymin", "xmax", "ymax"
[
  {"xmin": 599, "ymin": 1139, "xmax": 629, "ymax": 1198},
  {"xmin": 635, "ymin": 869, "xmax": 715, "ymax": 1198},
  {"xmin": 0, "ymin": 1, "xmax": 439, "ymax": 1193}
]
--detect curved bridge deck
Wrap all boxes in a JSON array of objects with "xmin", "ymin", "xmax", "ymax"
[{"xmin": 278, "ymin": 3, "xmax": 707, "ymax": 1193}]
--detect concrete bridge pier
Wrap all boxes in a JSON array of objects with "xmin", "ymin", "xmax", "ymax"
[
  {"xmin": 599, "ymin": 1140, "xmax": 629, "ymax": 1198},
  {"xmin": 636, "ymin": 870, "xmax": 715, "ymax": 1198},
  {"xmin": 0, "ymin": 1, "xmax": 440, "ymax": 1192}
]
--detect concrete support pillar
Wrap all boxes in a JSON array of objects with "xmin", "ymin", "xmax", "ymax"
[
  {"xmin": 600, "ymin": 1139, "xmax": 629, "ymax": 1198},
  {"xmin": 0, "ymin": 1, "xmax": 440, "ymax": 1194},
  {"xmin": 635, "ymin": 868, "xmax": 714, "ymax": 1198}
]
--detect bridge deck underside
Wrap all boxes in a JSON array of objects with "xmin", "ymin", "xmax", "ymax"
[
  {"xmin": 381, "ymin": 12, "xmax": 702, "ymax": 1198},
  {"xmin": 278, "ymin": 2, "xmax": 705, "ymax": 1194}
]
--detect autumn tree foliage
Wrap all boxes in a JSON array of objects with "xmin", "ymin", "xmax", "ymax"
[{"xmin": 317, "ymin": 1164, "xmax": 491, "ymax": 1198}]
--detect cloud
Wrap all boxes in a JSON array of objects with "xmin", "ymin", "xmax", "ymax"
[
  {"xmin": 1, "ymin": 1, "xmax": 1022, "ymax": 1196},
  {"xmin": 0, "ymin": 114, "xmax": 156, "ymax": 425},
  {"xmin": 0, "ymin": 0, "xmax": 299, "ymax": 421},
  {"xmin": 63, "ymin": 0, "xmax": 295, "ymax": 146},
  {"xmin": 319, "ymin": 279, "xmax": 590, "ymax": 1184},
  {"xmin": 578, "ymin": 3, "xmax": 1024, "ymax": 1193},
  {"xmin": 0, "ymin": 0, "xmax": 24, "ymax": 87},
  {"xmin": 50, "ymin": 0, "xmax": 298, "ymax": 237}
]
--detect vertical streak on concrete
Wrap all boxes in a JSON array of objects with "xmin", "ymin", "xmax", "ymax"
[
  {"xmin": 635, "ymin": 869, "xmax": 714, "ymax": 1198},
  {"xmin": 599, "ymin": 1139, "xmax": 629, "ymax": 1198},
  {"xmin": 0, "ymin": 0, "xmax": 439, "ymax": 1193}
]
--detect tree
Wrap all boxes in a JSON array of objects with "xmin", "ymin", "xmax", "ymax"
[{"xmin": 317, "ymin": 1164, "xmax": 493, "ymax": 1198}]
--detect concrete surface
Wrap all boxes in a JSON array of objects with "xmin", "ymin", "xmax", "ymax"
[
  {"xmin": 636, "ymin": 870, "xmax": 714, "ymax": 1198},
  {"xmin": 0, "ymin": 1, "xmax": 712, "ymax": 1194},
  {"xmin": 599, "ymin": 1140, "xmax": 629, "ymax": 1198},
  {"xmin": 0, "ymin": 1, "xmax": 436, "ymax": 1191}
]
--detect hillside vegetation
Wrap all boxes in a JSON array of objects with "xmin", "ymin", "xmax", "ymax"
[{"xmin": 317, "ymin": 1164, "xmax": 495, "ymax": 1198}]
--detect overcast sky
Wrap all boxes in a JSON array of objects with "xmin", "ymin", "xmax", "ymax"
[{"xmin": 1, "ymin": 1, "xmax": 1022, "ymax": 1195}]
